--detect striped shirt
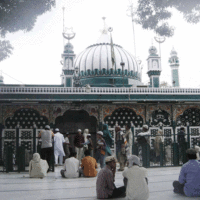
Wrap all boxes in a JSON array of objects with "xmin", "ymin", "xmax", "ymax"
[{"xmin": 96, "ymin": 165, "xmax": 115, "ymax": 199}]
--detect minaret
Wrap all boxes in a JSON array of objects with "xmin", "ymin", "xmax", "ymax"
[
  {"xmin": 169, "ymin": 48, "xmax": 180, "ymax": 87},
  {"xmin": 61, "ymin": 39, "xmax": 76, "ymax": 87},
  {"xmin": 147, "ymin": 46, "xmax": 161, "ymax": 88},
  {"xmin": 60, "ymin": 7, "xmax": 76, "ymax": 87}
]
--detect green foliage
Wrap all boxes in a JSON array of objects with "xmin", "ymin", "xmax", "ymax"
[
  {"xmin": 0, "ymin": 0, "xmax": 56, "ymax": 61},
  {"xmin": 136, "ymin": 0, "xmax": 200, "ymax": 37}
]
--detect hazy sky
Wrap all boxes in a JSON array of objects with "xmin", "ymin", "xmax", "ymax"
[{"xmin": 1, "ymin": 0, "xmax": 200, "ymax": 88}]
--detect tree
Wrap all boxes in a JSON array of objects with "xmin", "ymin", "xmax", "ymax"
[
  {"xmin": 0, "ymin": 0, "xmax": 56, "ymax": 61},
  {"xmin": 0, "ymin": 40, "xmax": 13, "ymax": 62},
  {"xmin": 136, "ymin": 0, "xmax": 200, "ymax": 37}
]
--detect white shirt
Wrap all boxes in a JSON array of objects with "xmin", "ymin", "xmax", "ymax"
[
  {"xmin": 123, "ymin": 165, "xmax": 149, "ymax": 200},
  {"xmin": 54, "ymin": 132, "xmax": 65, "ymax": 156},
  {"xmin": 63, "ymin": 157, "xmax": 80, "ymax": 178},
  {"xmin": 65, "ymin": 137, "xmax": 69, "ymax": 144}
]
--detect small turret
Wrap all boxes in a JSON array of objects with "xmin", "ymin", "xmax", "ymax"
[
  {"xmin": 169, "ymin": 48, "xmax": 180, "ymax": 87},
  {"xmin": 147, "ymin": 46, "xmax": 161, "ymax": 88}
]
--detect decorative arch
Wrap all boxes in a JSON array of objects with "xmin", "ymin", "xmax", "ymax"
[
  {"xmin": 176, "ymin": 107, "xmax": 200, "ymax": 126},
  {"xmin": 3, "ymin": 105, "xmax": 49, "ymax": 124},
  {"xmin": 55, "ymin": 109, "xmax": 97, "ymax": 133},
  {"xmin": 104, "ymin": 107, "xmax": 144, "ymax": 128},
  {"xmin": 5, "ymin": 108, "xmax": 49, "ymax": 129},
  {"xmin": 150, "ymin": 108, "xmax": 171, "ymax": 127},
  {"xmin": 52, "ymin": 105, "xmax": 98, "ymax": 122}
]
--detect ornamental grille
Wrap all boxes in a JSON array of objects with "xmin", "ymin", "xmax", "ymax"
[
  {"xmin": 176, "ymin": 108, "xmax": 200, "ymax": 126},
  {"xmin": 150, "ymin": 109, "xmax": 171, "ymax": 127},
  {"xmin": 5, "ymin": 108, "xmax": 49, "ymax": 129},
  {"xmin": 104, "ymin": 108, "xmax": 143, "ymax": 128}
]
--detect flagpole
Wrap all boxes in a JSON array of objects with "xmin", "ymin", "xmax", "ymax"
[{"xmin": 108, "ymin": 27, "xmax": 116, "ymax": 87}]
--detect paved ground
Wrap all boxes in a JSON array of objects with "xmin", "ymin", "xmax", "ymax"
[{"xmin": 0, "ymin": 165, "xmax": 198, "ymax": 200}]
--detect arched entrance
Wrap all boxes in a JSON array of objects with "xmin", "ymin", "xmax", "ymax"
[{"xmin": 55, "ymin": 109, "xmax": 97, "ymax": 151}]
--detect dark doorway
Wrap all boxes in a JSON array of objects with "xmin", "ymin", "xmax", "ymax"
[{"xmin": 55, "ymin": 110, "xmax": 97, "ymax": 152}]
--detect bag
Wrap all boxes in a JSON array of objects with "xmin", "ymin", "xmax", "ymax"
[
  {"xmin": 100, "ymin": 149, "xmax": 106, "ymax": 155},
  {"xmin": 137, "ymin": 136, "xmax": 147, "ymax": 145}
]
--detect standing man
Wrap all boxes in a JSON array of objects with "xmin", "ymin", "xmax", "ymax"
[
  {"xmin": 96, "ymin": 156, "xmax": 126, "ymax": 199},
  {"xmin": 83, "ymin": 129, "xmax": 89, "ymax": 150},
  {"xmin": 115, "ymin": 126, "xmax": 126, "ymax": 171},
  {"xmin": 82, "ymin": 134, "xmax": 94, "ymax": 157},
  {"xmin": 74, "ymin": 129, "xmax": 84, "ymax": 163},
  {"xmin": 124, "ymin": 124, "xmax": 133, "ymax": 156},
  {"xmin": 54, "ymin": 128, "xmax": 65, "ymax": 166},
  {"xmin": 64, "ymin": 133, "xmax": 71, "ymax": 160},
  {"xmin": 38, "ymin": 125, "xmax": 54, "ymax": 169},
  {"xmin": 96, "ymin": 131, "xmax": 106, "ymax": 169},
  {"xmin": 173, "ymin": 148, "xmax": 200, "ymax": 197},
  {"xmin": 178, "ymin": 126, "xmax": 186, "ymax": 162},
  {"xmin": 102, "ymin": 124, "xmax": 113, "ymax": 157},
  {"xmin": 137, "ymin": 125, "xmax": 151, "ymax": 167}
]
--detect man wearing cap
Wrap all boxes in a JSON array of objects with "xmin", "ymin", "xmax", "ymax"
[
  {"xmin": 96, "ymin": 131, "xmax": 106, "ymax": 168},
  {"xmin": 115, "ymin": 126, "xmax": 126, "ymax": 171},
  {"xmin": 96, "ymin": 156, "xmax": 126, "ymax": 199},
  {"xmin": 123, "ymin": 155, "xmax": 149, "ymax": 200},
  {"xmin": 54, "ymin": 128, "xmax": 65, "ymax": 166},
  {"xmin": 137, "ymin": 125, "xmax": 151, "ymax": 167},
  {"xmin": 38, "ymin": 125, "xmax": 54, "ymax": 169},
  {"xmin": 74, "ymin": 129, "xmax": 85, "ymax": 162},
  {"xmin": 82, "ymin": 134, "xmax": 94, "ymax": 157}
]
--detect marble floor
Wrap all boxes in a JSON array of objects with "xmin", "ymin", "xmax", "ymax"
[{"xmin": 0, "ymin": 165, "xmax": 198, "ymax": 200}]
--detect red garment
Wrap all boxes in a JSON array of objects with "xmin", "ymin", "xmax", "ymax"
[{"xmin": 74, "ymin": 134, "xmax": 84, "ymax": 148}]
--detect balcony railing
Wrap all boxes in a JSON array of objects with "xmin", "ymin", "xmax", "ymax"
[{"xmin": 0, "ymin": 87, "xmax": 200, "ymax": 95}]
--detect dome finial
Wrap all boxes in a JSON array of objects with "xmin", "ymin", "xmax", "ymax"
[{"xmin": 101, "ymin": 17, "xmax": 108, "ymax": 34}]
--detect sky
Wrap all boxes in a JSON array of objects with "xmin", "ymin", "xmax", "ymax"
[{"xmin": 1, "ymin": 0, "xmax": 200, "ymax": 88}]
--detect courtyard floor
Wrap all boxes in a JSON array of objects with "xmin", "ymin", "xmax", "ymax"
[{"xmin": 0, "ymin": 165, "xmax": 198, "ymax": 200}]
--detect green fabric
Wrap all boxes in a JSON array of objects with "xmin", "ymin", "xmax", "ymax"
[{"xmin": 102, "ymin": 124, "xmax": 113, "ymax": 156}]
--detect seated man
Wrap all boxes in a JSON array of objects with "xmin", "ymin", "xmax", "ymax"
[
  {"xmin": 60, "ymin": 152, "xmax": 80, "ymax": 178},
  {"xmin": 123, "ymin": 155, "xmax": 149, "ymax": 200},
  {"xmin": 173, "ymin": 148, "xmax": 200, "ymax": 197},
  {"xmin": 80, "ymin": 150, "xmax": 97, "ymax": 177},
  {"xmin": 96, "ymin": 156, "xmax": 126, "ymax": 199},
  {"xmin": 29, "ymin": 153, "xmax": 49, "ymax": 178}
]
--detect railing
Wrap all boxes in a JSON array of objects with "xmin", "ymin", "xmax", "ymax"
[{"xmin": 1, "ymin": 86, "xmax": 200, "ymax": 94}]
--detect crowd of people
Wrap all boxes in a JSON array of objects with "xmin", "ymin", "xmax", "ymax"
[{"xmin": 28, "ymin": 124, "xmax": 200, "ymax": 198}]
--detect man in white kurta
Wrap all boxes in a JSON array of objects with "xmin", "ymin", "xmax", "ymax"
[
  {"xmin": 123, "ymin": 155, "xmax": 149, "ymax": 200},
  {"xmin": 54, "ymin": 128, "xmax": 65, "ymax": 166},
  {"xmin": 60, "ymin": 152, "xmax": 80, "ymax": 178}
]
